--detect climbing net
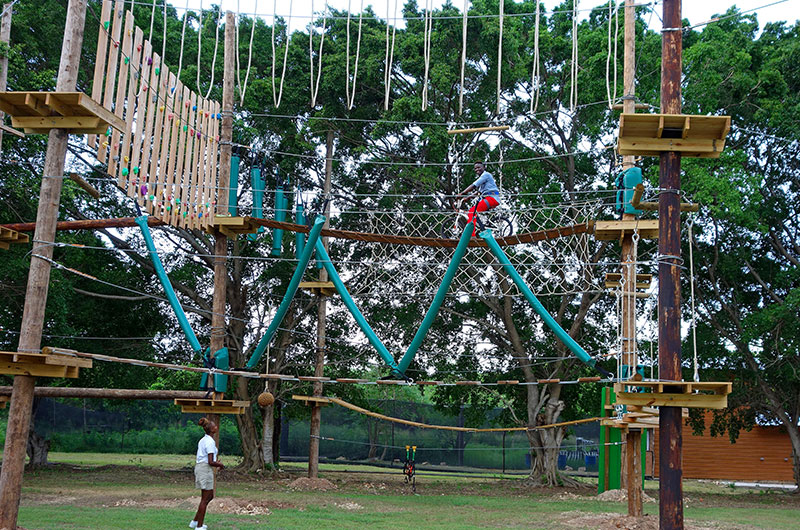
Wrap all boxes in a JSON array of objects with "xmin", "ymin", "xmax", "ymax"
[{"xmin": 329, "ymin": 193, "xmax": 603, "ymax": 299}]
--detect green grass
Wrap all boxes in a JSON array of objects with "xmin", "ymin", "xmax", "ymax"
[{"xmin": 8, "ymin": 453, "xmax": 800, "ymax": 529}]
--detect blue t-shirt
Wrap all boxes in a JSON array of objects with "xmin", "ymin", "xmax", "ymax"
[{"xmin": 472, "ymin": 171, "xmax": 500, "ymax": 197}]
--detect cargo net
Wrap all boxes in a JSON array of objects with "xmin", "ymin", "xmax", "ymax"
[{"xmin": 330, "ymin": 193, "xmax": 603, "ymax": 299}]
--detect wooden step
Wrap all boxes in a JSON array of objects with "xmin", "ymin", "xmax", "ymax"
[
  {"xmin": 0, "ymin": 226, "xmax": 29, "ymax": 250},
  {"xmin": 0, "ymin": 348, "xmax": 92, "ymax": 378},
  {"xmin": 613, "ymin": 380, "xmax": 731, "ymax": 409},
  {"xmin": 594, "ymin": 219, "xmax": 659, "ymax": 241}
]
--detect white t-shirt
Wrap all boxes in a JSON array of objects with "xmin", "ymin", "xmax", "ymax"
[{"xmin": 196, "ymin": 434, "xmax": 218, "ymax": 464}]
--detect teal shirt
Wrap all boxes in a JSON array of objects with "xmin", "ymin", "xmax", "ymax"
[{"xmin": 472, "ymin": 171, "xmax": 500, "ymax": 197}]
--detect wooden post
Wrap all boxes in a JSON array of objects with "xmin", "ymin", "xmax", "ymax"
[
  {"xmin": 308, "ymin": 130, "xmax": 334, "ymax": 479},
  {"xmin": 620, "ymin": 0, "xmax": 644, "ymax": 517},
  {"xmin": 0, "ymin": 2, "xmax": 12, "ymax": 156},
  {"xmin": 0, "ymin": 2, "xmax": 86, "ymax": 528},
  {"xmin": 207, "ymin": 10, "xmax": 236, "ymax": 470},
  {"xmin": 658, "ymin": 1, "xmax": 684, "ymax": 529}
]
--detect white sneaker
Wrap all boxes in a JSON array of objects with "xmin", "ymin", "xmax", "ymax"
[
  {"xmin": 189, "ymin": 521, "xmax": 198, "ymax": 529},
  {"xmin": 197, "ymin": 526, "xmax": 208, "ymax": 530}
]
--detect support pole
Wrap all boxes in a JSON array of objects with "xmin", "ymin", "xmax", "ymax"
[
  {"xmin": 309, "ymin": 130, "xmax": 334, "ymax": 479},
  {"xmin": 0, "ymin": 2, "xmax": 86, "ymax": 527},
  {"xmin": 620, "ymin": 0, "xmax": 643, "ymax": 517},
  {"xmin": 0, "ymin": 2, "xmax": 12, "ymax": 156},
  {"xmin": 658, "ymin": 1, "xmax": 684, "ymax": 528}
]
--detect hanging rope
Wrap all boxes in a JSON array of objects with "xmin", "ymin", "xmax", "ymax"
[
  {"xmin": 570, "ymin": 0, "xmax": 579, "ymax": 112},
  {"xmin": 530, "ymin": 0, "xmax": 541, "ymax": 113},
  {"xmin": 345, "ymin": 0, "xmax": 364, "ymax": 110},
  {"xmin": 271, "ymin": 0, "xmax": 293, "ymax": 107},
  {"xmin": 204, "ymin": 8, "xmax": 221, "ymax": 99},
  {"xmin": 197, "ymin": 0, "xmax": 203, "ymax": 93},
  {"xmin": 177, "ymin": 0, "xmax": 189, "ymax": 82},
  {"xmin": 688, "ymin": 214, "xmax": 699, "ymax": 382},
  {"xmin": 605, "ymin": 0, "xmax": 619, "ymax": 109},
  {"xmin": 422, "ymin": 0, "xmax": 433, "ymax": 110},
  {"xmin": 459, "ymin": 0, "xmax": 468, "ymax": 114},
  {"xmin": 161, "ymin": 0, "xmax": 167, "ymax": 62},
  {"xmin": 309, "ymin": 0, "xmax": 327, "ymax": 107},
  {"xmin": 148, "ymin": 0, "xmax": 157, "ymax": 43},
  {"xmin": 383, "ymin": 0, "xmax": 398, "ymax": 110},
  {"xmin": 496, "ymin": 0, "xmax": 504, "ymax": 115},
  {"xmin": 236, "ymin": 0, "xmax": 257, "ymax": 105}
]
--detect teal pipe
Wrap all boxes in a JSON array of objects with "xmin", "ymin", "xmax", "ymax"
[
  {"xmin": 248, "ymin": 166, "xmax": 265, "ymax": 242},
  {"xmin": 315, "ymin": 241, "xmax": 400, "ymax": 373},
  {"xmin": 200, "ymin": 347, "xmax": 229, "ymax": 392},
  {"xmin": 295, "ymin": 196, "xmax": 305, "ymax": 258},
  {"xmin": 135, "ymin": 215, "xmax": 202, "ymax": 354},
  {"xmin": 396, "ymin": 221, "xmax": 474, "ymax": 375},
  {"xmin": 480, "ymin": 228, "xmax": 601, "ymax": 371},
  {"xmin": 245, "ymin": 216, "xmax": 326, "ymax": 369},
  {"xmin": 229, "ymin": 155, "xmax": 240, "ymax": 216},
  {"xmin": 271, "ymin": 182, "xmax": 286, "ymax": 256}
]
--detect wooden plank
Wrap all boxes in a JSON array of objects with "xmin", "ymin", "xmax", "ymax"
[
  {"xmin": 497, "ymin": 380, "xmax": 520, "ymax": 385},
  {"xmin": 187, "ymin": 97, "xmax": 203, "ymax": 230},
  {"xmin": 12, "ymin": 116, "xmax": 101, "ymax": 131},
  {"xmin": 146, "ymin": 55, "xmax": 167, "ymax": 217},
  {"xmin": 104, "ymin": 9, "xmax": 134, "ymax": 172},
  {"xmin": 155, "ymin": 70, "xmax": 176, "ymax": 220},
  {"xmin": 0, "ymin": 361, "xmax": 75, "ymax": 378},
  {"xmin": 594, "ymin": 219, "xmax": 659, "ymax": 240},
  {"xmin": 614, "ymin": 391, "xmax": 728, "ymax": 409},
  {"xmin": 618, "ymin": 138, "xmax": 724, "ymax": 157},
  {"xmin": 139, "ymin": 51, "xmax": 161, "ymax": 210},
  {"xmin": 200, "ymin": 98, "xmax": 213, "ymax": 229},
  {"xmin": 89, "ymin": 0, "xmax": 113, "ymax": 149},
  {"xmin": 164, "ymin": 77, "xmax": 182, "ymax": 225},
  {"xmin": 44, "ymin": 93, "xmax": 74, "ymax": 117},
  {"xmin": 118, "ymin": 25, "xmax": 144, "ymax": 189},
  {"xmin": 416, "ymin": 381, "xmax": 444, "ymax": 386},
  {"xmin": 128, "ymin": 37, "xmax": 153, "ymax": 199},
  {"xmin": 178, "ymin": 88, "xmax": 197, "ymax": 228},
  {"xmin": 292, "ymin": 395, "xmax": 332, "ymax": 404},
  {"xmin": 208, "ymin": 100, "xmax": 221, "ymax": 226},
  {"xmin": 335, "ymin": 378, "xmax": 369, "ymax": 383},
  {"xmin": 22, "ymin": 93, "xmax": 49, "ymax": 116},
  {"xmin": 101, "ymin": 1, "xmax": 125, "ymax": 118},
  {"xmin": 42, "ymin": 354, "xmax": 92, "ymax": 369},
  {"xmin": 178, "ymin": 405, "xmax": 246, "ymax": 415},
  {"xmin": 171, "ymin": 85, "xmax": 191, "ymax": 227}
]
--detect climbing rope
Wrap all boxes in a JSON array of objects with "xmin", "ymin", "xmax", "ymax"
[
  {"xmin": 345, "ymin": 0, "xmax": 364, "ymax": 110},
  {"xmin": 570, "ymin": 0, "xmax": 579, "ymax": 112},
  {"xmin": 459, "ymin": 0, "xmax": 468, "ymax": 114},
  {"xmin": 496, "ymin": 0, "xmax": 504, "ymax": 115},
  {"xmin": 236, "ymin": 0, "xmax": 257, "ymax": 105},
  {"xmin": 271, "ymin": 0, "xmax": 292, "ymax": 107},
  {"xmin": 422, "ymin": 0, "xmax": 433, "ymax": 110},
  {"xmin": 177, "ymin": 0, "xmax": 189, "ymax": 82},
  {"xmin": 204, "ymin": 7, "xmax": 221, "ymax": 99},
  {"xmin": 383, "ymin": 0, "xmax": 398, "ymax": 110},
  {"xmin": 309, "ymin": 0, "xmax": 327, "ymax": 107},
  {"xmin": 688, "ymin": 214, "xmax": 699, "ymax": 382},
  {"xmin": 530, "ymin": 0, "xmax": 541, "ymax": 113},
  {"xmin": 605, "ymin": 0, "xmax": 619, "ymax": 109}
]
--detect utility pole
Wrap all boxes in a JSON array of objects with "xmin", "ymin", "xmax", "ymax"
[
  {"xmin": 308, "ymin": 129, "xmax": 334, "ymax": 478},
  {"xmin": 0, "ymin": 1, "xmax": 87, "ymax": 527},
  {"xmin": 658, "ymin": 0, "xmax": 684, "ymax": 528},
  {"xmin": 620, "ymin": 0, "xmax": 643, "ymax": 518}
]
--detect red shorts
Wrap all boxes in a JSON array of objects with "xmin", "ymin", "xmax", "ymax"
[{"xmin": 467, "ymin": 196, "xmax": 499, "ymax": 234}]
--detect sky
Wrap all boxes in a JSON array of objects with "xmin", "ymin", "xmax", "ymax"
[{"xmin": 163, "ymin": 0, "xmax": 800, "ymax": 32}]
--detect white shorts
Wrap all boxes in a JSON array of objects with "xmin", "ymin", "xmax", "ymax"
[{"xmin": 194, "ymin": 462, "xmax": 215, "ymax": 490}]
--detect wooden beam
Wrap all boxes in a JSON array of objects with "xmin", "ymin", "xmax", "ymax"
[
  {"xmin": 447, "ymin": 125, "xmax": 509, "ymax": 135},
  {"xmin": 68, "ymin": 172, "xmax": 101, "ymax": 199},
  {"xmin": 1, "ymin": 216, "xmax": 166, "ymax": 233},
  {"xmin": 0, "ymin": 387, "xmax": 209, "ymax": 400}
]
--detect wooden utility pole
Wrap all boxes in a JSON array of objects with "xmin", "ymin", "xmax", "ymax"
[
  {"xmin": 0, "ymin": 2, "xmax": 12, "ymax": 155},
  {"xmin": 658, "ymin": 0, "xmax": 684, "ymax": 528},
  {"xmin": 0, "ymin": 1, "xmax": 87, "ymax": 528},
  {"xmin": 308, "ymin": 130, "xmax": 334, "ymax": 479},
  {"xmin": 620, "ymin": 0, "xmax": 643, "ymax": 518}
]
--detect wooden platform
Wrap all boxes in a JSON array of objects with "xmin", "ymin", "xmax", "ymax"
[
  {"xmin": 0, "ymin": 92, "xmax": 125, "ymax": 135},
  {"xmin": 174, "ymin": 397, "xmax": 250, "ymax": 414},
  {"xmin": 594, "ymin": 219, "xmax": 659, "ymax": 241},
  {"xmin": 604, "ymin": 272, "xmax": 652, "ymax": 289},
  {"xmin": 0, "ymin": 226, "xmax": 29, "ymax": 250},
  {"xmin": 0, "ymin": 348, "xmax": 92, "ymax": 378},
  {"xmin": 299, "ymin": 281, "xmax": 336, "ymax": 297},
  {"xmin": 618, "ymin": 113, "xmax": 730, "ymax": 158},
  {"xmin": 292, "ymin": 395, "xmax": 331, "ymax": 407},
  {"xmin": 211, "ymin": 216, "xmax": 261, "ymax": 237},
  {"xmin": 614, "ymin": 380, "xmax": 731, "ymax": 409}
]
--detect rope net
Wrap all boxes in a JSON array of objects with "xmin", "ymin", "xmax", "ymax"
[{"xmin": 326, "ymin": 194, "xmax": 603, "ymax": 299}]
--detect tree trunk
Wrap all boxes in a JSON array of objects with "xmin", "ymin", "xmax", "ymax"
[
  {"xmin": 26, "ymin": 430, "xmax": 50, "ymax": 469},
  {"xmin": 273, "ymin": 400, "xmax": 282, "ymax": 464},
  {"xmin": 260, "ymin": 401, "xmax": 275, "ymax": 467},
  {"xmin": 233, "ymin": 376, "xmax": 263, "ymax": 472}
]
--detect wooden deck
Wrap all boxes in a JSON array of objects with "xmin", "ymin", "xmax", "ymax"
[
  {"xmin": 594, "ymin": 219, "xmax": 659, "ymax": 241},
  {"xmin": 618, "ymin": 113, "xmax": 730, "ymax": 158},
  {"xmin": 614, "ymin": 380, "xmax": 732, "ymax": 409},
  {"xmin": 0, "ymin": 347, "xmax": 92, "ymax": 378},
  {"xmin": 0, "ymin": 92, "xmax": 125, "ymax": 135},
  {"xmin": 0, "ymin": 226, "xmax": 29, "ymax": 250}
]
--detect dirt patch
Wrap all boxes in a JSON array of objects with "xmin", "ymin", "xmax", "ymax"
[
  {"xmin": 596, "ymin": 489, "xmax": 656, "ymax": 503},
  {"xmin": 287, "ymin": 477, "xmax": 337, "ymax": 491},
  {"xmin": 334, "ymin": 500, "xmax": 363, "ymax": 510},
  {"xmin": 210, "ymin": 497, "xmax": 272, "ymax": 516}
]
